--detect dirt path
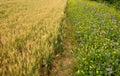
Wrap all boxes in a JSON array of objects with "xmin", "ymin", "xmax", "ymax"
[{"xmin": 51, "ymin": 19, "xmax": 74, "ymax": 76}]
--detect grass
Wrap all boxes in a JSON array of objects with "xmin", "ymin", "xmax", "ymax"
[
  {"xmin": 67, "ymin": 0, "xmax": 120, "ymax": 75},
  {"xmin": 89, "ymin": 0, "xmax": 120, "ymax": 10},
  {"xmin": 0, "ymin": 0, "xmax": 66, "ymax": 75}
]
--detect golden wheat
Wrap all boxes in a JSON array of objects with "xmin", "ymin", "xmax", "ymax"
[{"xmin": 0, "ymin": 0, "xmax": 67, "ymax": 75}]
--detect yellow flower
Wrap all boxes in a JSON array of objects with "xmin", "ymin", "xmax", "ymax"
[
  {"xmin": 77, "ymin": 70, "xmax": 80, "ymax": 74},
  {"xmin": 113, "ymin": 51, "xmax": 117, "ymax": 54},
  {"xmin": 89, "ymin": 66, "xmax": 93, "ymax": 69},
  {"xmin": 82, "ymin": 58, "xmax": 86, "ymax": 61},
  {"xmin": 90, "ymin": 60, "xmax": 93, "ymax": 63},
  {"xmin": 96, "ymin": 70, "xmax": 99, "ymax": 74}
]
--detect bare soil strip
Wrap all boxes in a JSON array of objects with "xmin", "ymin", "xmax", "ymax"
[{"xmin": 51, "ymin": 19, "xmax": 74, "ymax": 76}]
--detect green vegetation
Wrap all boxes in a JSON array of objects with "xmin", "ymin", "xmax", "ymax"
[
  {"xmin": 90, "ymin": 0, "xmax": 120, "ymax": 10},
  {"xmin": 67, "ymin": 0, "xmax": 120, "ymax": 75}
]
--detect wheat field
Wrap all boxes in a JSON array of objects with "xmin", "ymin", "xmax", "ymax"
[{"xmin": 0, "ymin": 0, "xmax": 67, "ymax": 75}]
